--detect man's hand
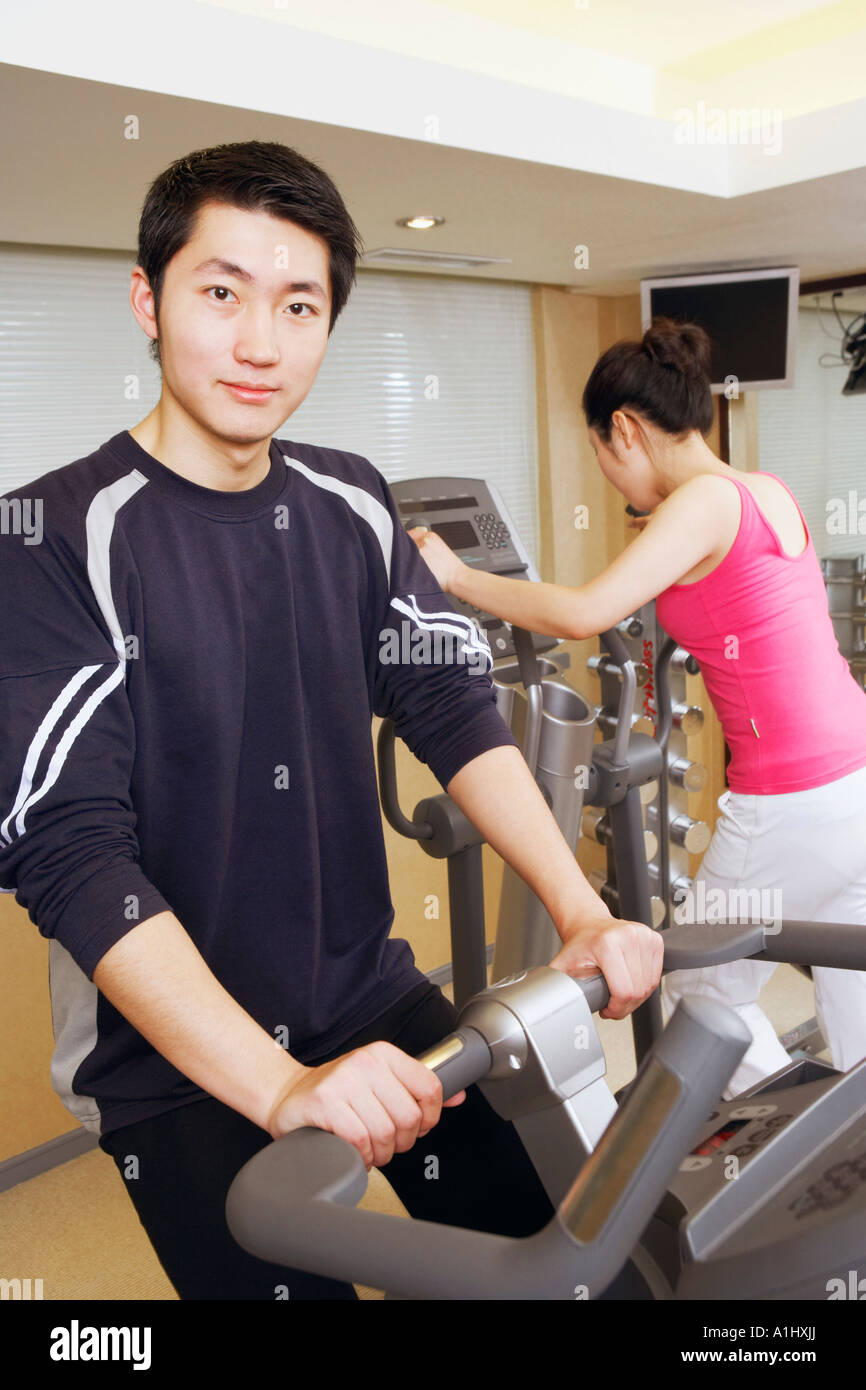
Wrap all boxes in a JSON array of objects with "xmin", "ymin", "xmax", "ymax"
[
  {"xmin": 266, "ymin": 1041, "xmax": 466, "ymax": 1169},
  {"xmin": 407, "ymin": 526, "xmax": 466, "ymax": 594},
  {"xmin": 548, "ymin": 916, "xmax": 664, "ymax": 1020}
]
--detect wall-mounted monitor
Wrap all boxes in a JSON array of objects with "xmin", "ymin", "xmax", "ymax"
[{"xmin": 640, "ymin": 266, "xmax": 800, "ymax": 393}]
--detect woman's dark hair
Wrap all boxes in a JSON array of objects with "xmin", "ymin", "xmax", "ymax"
[
  {"xmin": 581, "ymin": 316, "xmax": 714, "ymax": 444},
  {"xmin": 137, "ymin": 140, "xmax": 364, "ymax": 367}
]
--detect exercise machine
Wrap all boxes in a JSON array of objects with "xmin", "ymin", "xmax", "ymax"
[
  {"xmin": 226, "ymin": 919, "xmax": 866, "ymax": 1300},
  {"xmin": 381, "ymin": 476, "xmax": 835, "ymax": 1070},
  {"xmin": 381, "ymin": 475, "xmax": 666, "ymax": 1056},
  {"xmin": 378, "ymin": 475, "xmax": 566, "ymax": 1012}
]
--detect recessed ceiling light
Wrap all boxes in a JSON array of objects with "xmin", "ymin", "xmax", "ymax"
[{"xmin": 396, "ymin": 215, "xmax": 445, "ymax": 230}]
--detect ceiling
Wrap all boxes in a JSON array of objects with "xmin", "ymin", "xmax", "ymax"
[
  {"xmin": 2, "ymin": 0, "xmax": 865, "ymax": 302},
  {"xmin": 197, "ymin": 0, "xmax": 866, "ymax": 119}
]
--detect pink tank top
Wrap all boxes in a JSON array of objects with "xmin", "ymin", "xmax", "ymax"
[{"xmin": 655, "ymin": 471, "xmax": 866, "ymax": 793}]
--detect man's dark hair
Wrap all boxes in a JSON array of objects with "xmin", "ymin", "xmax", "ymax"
[{"xmin": 137, "ymin": 140, "xmax": 364, "ymax": 368}]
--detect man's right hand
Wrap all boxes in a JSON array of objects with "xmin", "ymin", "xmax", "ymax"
[{"xmin": 266, "ymin": 1041, "xmax": 466, "ymax": 1170}]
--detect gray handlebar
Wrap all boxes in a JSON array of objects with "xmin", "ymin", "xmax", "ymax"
[
  {"xmin": 225, "ymin": 916, "xmax": 865, "ymax": 1298},
  {"xmin": 663, "ymin": 916, "xmax": 866, "ymax": 971},
  {"xmin": 376, "ymin": 719, "xmax": 433, "ymax": 841},
  {"xmin": 600, "ymin": 628, "xmax": 637, "ymax": 766},
  {"xmin": 414, "ymin": 1025, "xmax": 492, "ymax": 1101},
  {"xmin": 225, "ymin": 991, "xmax": 749, "ymax": 1299},
  {"xmin": 511, "ymin": 625, "xmax": 543, "ymax": 777},
  {"xmin": 653, "ymin": 635, "xmax": 677, "ymax": 754},
  {"xmin": 576, "ymin": 917, "xmax": 866, "ymax": 1013}
]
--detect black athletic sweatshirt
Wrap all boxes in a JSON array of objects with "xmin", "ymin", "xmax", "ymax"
[{"xmin": 0, "ymin": 430, "xmax": 516, "ymax": 1137}]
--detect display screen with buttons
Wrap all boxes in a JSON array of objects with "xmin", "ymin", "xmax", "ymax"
[
  {"xmin": 388, "ymin": 475, "xmax": 557, "ymax": 660},
  {"xmin": 428, "ymin": 519, "xmax": 479, "ymax": 549}
]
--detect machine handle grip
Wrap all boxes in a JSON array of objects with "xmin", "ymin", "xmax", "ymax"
[
  {"xmin": 576, "ymin": 917, "xmax": 866, "ymax": 1015},
  {"xmin": 511, "ymin": 625, "xmax": 543, "ymax": 777},
  {"xmin": 653, "ymin": 635, "xmax": 677, "ymax": 753},
  {"xmin": 224, "ymin": 993, "xmax": 750, "ymax": 1299},
  {"xmin": 376, "ymin": 719, "xmax": 433, "ymax": 841},
  {"xmin": 599, "ymin": 628, "xmax": 637, "ymax": 766},
  {"xmin": 662, "ymin": 916, "xmax": 866, "ymax": 971},
  {"xmin": 414, "ymin": 1025, "xmax": 492, "ymax": 1100},
  {"xmin": 555, "ymin": 993, "xmax": 750, "ymax": 1297}
]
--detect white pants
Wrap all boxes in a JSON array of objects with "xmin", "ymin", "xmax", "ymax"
[{"xmin": 663, "ymin": 763, "xmax": 866, "ymax": 1098}]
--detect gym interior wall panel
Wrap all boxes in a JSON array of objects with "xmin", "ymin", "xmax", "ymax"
[
  {"xmin": 531, "ymin": 287, "xmax": 666, "ymax": 901},
  {"xmin": 758, "ymin": 305, "xmax": 866, "ymax": 562}
]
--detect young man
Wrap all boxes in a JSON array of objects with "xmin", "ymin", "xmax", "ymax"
[{"xmin": 0, "ymin": 141, "xmax": 662, "ymax": 1300}]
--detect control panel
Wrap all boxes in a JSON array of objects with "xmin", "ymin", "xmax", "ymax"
[{"xmin": 389, "ymin": 475, "xmax": 558, "ymax": 660}]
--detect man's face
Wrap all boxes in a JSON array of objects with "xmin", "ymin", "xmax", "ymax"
[{"xmin": 145, "ymin": 200, "xmax": 332, "ymax": 445}]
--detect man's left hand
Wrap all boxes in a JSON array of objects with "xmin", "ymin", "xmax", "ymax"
[{"xmin": 548, "ymin": 916, "xmax": 664, "ymax": 1020}]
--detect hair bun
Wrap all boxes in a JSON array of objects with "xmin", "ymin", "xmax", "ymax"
[{"xmin": 643, "ymin": 317, "xmax": 712, "ymax": 380}]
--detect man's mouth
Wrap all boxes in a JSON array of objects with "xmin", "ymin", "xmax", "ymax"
[{"xmin": 221, "ymin": 382, "xmax": 278, "ymax": 402}]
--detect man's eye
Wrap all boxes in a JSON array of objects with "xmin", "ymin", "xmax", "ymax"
[
  {"xmin": 205, "ymin": 286, "xmax": 237, "ymax": 302},
  {"xmin": 287, "ymin": 303, "xmax": 316, "ymax": 317}
]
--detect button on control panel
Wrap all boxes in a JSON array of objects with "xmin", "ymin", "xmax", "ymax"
[{"xmin": 390, "ymin": 476, "xmax": 557, "ymax": 662}]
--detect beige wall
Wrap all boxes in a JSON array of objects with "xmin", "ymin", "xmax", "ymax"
[
  {"xmin": 0, "ymin": 287, "xmax": 738, "ymax": 1161},
  {"xmin": 1, "ymin": 896, "xmax": 78, "ymax": 1155}
]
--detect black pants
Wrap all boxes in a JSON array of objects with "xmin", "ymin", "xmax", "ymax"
[{"xmin": 99, "ymin": 981, "xmax": 556, "ymax": 1300}]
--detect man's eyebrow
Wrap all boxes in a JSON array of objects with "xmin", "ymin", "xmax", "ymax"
[{"xmin": 192, "ymin": 258, "xmax": 328, "ymax": 299}]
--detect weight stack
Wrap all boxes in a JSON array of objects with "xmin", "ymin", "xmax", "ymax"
[
  {"xmin": 585, "ymin": 602, "xmax": 711, "ymax": 929},
  {"xmin": 821, "ymin": 554, "xmax": 866, "ymax": 691}
]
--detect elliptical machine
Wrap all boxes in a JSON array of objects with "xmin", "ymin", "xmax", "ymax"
[
  {"xmin": 379, "ymin": 473, "xmax": 829, "ymax": 1072},
  {"xmin": 379, "ymin": 474, "xmax": 667, "ymax": 1059},
  {"xmin": 225, "ymin": 919, "xmax": 866, "ymax": 1300}
]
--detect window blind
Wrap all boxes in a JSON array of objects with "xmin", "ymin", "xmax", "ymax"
[
  {"xmin": 0, "ymin": 245, "xmax": 539, "ymax": 564},
  {"xmin": 758, "ymin": 304, "xmax": 866, "ymax": 561}
]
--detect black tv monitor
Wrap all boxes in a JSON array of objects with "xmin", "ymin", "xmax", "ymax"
[{"xmin": 640, "ymin": 267, "xmax": 799, "ymax": 393}]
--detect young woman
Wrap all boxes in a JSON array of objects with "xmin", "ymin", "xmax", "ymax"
[{"xmin": 410, "ymin": 317, "xmax": 866, "ymax": 1097}]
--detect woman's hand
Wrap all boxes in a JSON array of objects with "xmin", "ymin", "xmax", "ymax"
[{"xmin": 407, "ymin": 526, "xmax": 466, "ymax": 594}]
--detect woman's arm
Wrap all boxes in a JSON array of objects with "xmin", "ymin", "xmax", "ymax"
[{"xmin": 411, "ymin": 473, "xmax": 739, "ymax": 640}]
